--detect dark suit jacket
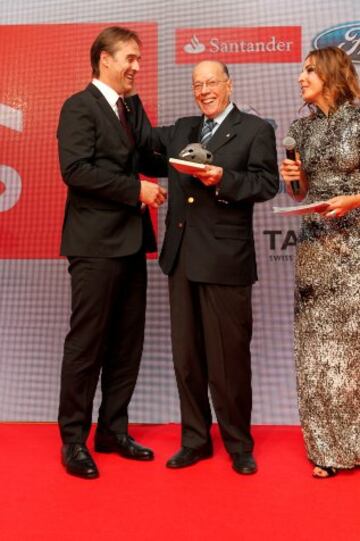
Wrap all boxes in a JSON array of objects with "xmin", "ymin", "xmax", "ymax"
[
  {"xmin": 57, "ymin": 83, "xmax": 163, "ymax": 257},
  {"xmin": 128, "ymin": 96, "xmax": 279, "ymax": 285}
]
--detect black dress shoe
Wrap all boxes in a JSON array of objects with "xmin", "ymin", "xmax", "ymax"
[
  {"xmin": 61, "ymin": 443, "xmax": 99, "ymax": 479},
  {"xmin": 166, "ymin": 445, "xmax": 213, "ymax": 469},
  {"xmin": 94, "ymin": 431, "xmax": 154, "ymax": 461},
  {"xmin": 232, "ymin": 452, "xmax": 257, "ymax": 475}
]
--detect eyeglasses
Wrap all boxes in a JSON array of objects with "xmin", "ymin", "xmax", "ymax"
[{"xmin": 192, "ymin": 79, "xmax": 228, "ymax": 94}]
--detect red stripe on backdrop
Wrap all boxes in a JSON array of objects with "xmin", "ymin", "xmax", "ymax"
[
  {"xmin": 0, "ymin": 23, "xmax": 159, "ymax": 258},
  {"xmin": 0, "ymin": 424, "xmax": 358, "ymax": 540}
]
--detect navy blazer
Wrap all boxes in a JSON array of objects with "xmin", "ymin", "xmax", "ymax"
[{"xmin": 128, "ymin": 96, "xmax": 279, "ymax": 285}]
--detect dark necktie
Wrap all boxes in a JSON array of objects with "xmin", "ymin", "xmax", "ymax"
[
  {"xmin": 116, "ymin": 97, "xmax": 134, "ymax": 144},
  {"xmin": 200, "ymin": 118, "xmax": 216, "ymax": 147}
]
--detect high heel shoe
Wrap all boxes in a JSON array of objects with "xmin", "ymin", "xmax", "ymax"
[{"xmin": 312, "ymin": 464, "xmax": 337, "ymax": 478}]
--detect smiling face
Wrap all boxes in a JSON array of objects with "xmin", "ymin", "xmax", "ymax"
[
  {"xmin": 192, "ymin": 61, "xmax": 232, "ymax": 119},
  {"xmin": 298, "ymin": 57, "xmax": 326, "ymax": 109},
  {"xmin": 99, "ymin": 38, "xmax": 141, "ymax": 95}
]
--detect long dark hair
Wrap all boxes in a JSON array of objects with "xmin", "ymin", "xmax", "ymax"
[{"xmin": 305, "ymin": 46, "xmax": 360, "ymax": 112}]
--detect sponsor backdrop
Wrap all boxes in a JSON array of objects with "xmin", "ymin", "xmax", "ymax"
[{"xmin": 0, "ymin": 0, "xmax": 359, "ymax": 423}]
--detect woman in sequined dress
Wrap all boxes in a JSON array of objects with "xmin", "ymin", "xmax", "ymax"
[{"xmin": 280, "ymin": 47, "xmax": 360, "ymax": 478}]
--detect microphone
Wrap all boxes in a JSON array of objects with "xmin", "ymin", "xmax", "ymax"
[{"xmin": 282, "ymin": 136, "xmax": 300, "ymax": 195}]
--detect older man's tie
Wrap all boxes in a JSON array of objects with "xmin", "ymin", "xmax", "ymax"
[{"xmin": 200, "ymin": 118, "xmax": 216, "ymax": 147}]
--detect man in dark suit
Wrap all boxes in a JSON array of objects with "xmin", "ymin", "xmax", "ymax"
[
  {"xmin": 57, "ymin": 26, "xmax": 167, "ymax": 479},
  {"xmin": 129, "ymin": 60, "xmax": 279, "ymax": 474}
]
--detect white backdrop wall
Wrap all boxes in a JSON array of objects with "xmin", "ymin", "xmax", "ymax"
[{"xmin": 0, "ymin": 0, "xmax": 359, "ymax": 423}]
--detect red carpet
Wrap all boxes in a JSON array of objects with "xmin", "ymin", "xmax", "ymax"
[{"xmin": 0, "ymin": 424, "xmax": 358, "ymax": 540}]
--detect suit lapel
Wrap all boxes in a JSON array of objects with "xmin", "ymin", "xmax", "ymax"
[
  {"xmin": 189, "ymin": 118, "xmax": 202, "ymax": 146},
  {"xmin": 173, "ymin": 117, "xmax": 202, "ymax": 157},
  {"xmin": 206, "ymin": 106, "xmax": 244, "ymax": 153},
  {"xmin": 86, "ymin": 83, "xmax": 133, "ymax": 147},
  {"xmin": 173, "ymin": 118, "xmax": 202, "ymax": 192}
]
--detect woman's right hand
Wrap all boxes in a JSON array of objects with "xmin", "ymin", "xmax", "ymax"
[
  {"xmin": 279, "ymin": 158, "xmax": 302, "ymax": 183},
  {"xmin": 279, "ymin": 156, "xmax": 308, "ymax": 201}
]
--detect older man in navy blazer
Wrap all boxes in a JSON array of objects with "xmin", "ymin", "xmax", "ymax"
[{"xmin": 129, "ymin": 60, "xmax": 279, "ymax": 474}]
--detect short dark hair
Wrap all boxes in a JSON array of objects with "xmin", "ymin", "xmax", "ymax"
[{"xmin": 90, "ymin": 26, "xmax": 142, "ymax": 78}]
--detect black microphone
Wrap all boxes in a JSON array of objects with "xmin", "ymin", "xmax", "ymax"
[{"xmin": 282, "ymin": 136, "xmax": 300, "ymax": 195}]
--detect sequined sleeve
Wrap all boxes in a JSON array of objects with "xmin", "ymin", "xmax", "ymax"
[{"xmin": 287, "ymin": 118, "xmax": 304, "ymax": 155}]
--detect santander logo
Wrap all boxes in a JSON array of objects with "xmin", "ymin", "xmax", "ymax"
[
  {"xmin": 184, "ymin": 35, "xmax": 206, "ymax": 54},
  {"xmin": 177, "ymin": 27, "xmax": 301, "ymax": 64}
]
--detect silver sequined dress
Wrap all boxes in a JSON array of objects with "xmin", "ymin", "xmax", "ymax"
[{"xmin": 288, "ymin": 102, "xmax": 360, "ymax": 469}]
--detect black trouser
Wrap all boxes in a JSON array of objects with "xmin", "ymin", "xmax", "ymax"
[
  {"xmin": 168, "ymin": 244, "xmax": 253, "ymax": 454},
  {"xmin": 58, "ymin": 253, "xmax": 147, "ymax": 443}
]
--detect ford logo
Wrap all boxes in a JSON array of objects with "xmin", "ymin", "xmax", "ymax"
[{"xmin": 312, "ymin": 22, "xmax": 360, "ymax": 64}]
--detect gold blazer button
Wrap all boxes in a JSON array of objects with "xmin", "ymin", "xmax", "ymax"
[{"xmin": 187, "ymin": 196, "xmax": 195, "ymax": 204}]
